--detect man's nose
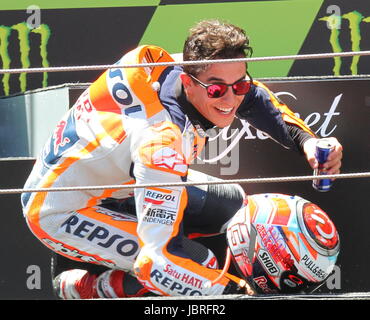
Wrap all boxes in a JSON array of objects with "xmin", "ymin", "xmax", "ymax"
[{"xmin": 220, "ymin": 87, "xmax": 237, "ymax": 104}]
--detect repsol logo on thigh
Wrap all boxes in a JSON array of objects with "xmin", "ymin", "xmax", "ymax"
[
  {"xmin": 150, "ymin": 269, "xmax": 202, "ymax": 296},
  {"xmin": 60, "ymin": 214, "xmax": 139, "ymax": 258}
]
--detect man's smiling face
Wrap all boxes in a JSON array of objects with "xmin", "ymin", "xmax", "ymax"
[{"xmin": 181, "ymin": 61, "xmax": 249, "ymax": 128}]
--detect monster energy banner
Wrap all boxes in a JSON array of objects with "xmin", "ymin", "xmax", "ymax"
[
  {"xmin": 290, "ymin": 0, "xmax": 370, "ymax": 77},
  {"xmin": 0, "ymin": 0, "xmax": 369, "ymax": 96},
  {"xmin": 0, "ymin": 22, "xmax": 50, "ymax": 95}
]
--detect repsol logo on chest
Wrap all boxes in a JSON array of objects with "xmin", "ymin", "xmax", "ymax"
[
  {"xmin": 144, "ymin": 189, "xmax": 179, "ymax": 209},
  {"xmin": 61, "ymin": 215, "xmax": 139, "ymax": 258},
  {"xmin": 257, "ymin": 249, "xmax": 280, "ymax": 276},
  {"xmin": 145, "ymin": 190, "xmax": 176, "ymax": 201}
]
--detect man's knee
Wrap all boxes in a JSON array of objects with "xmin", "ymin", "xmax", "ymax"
[{"xmin": 185, "ymin": 178, "xmax": 245, "ymax": 234}]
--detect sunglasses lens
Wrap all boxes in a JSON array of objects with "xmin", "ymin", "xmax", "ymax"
[
  {"xmin": 233, "ymin": 80, "xmax": 251, "ymax": 95},
  {"xmin": 207, "ymin": 84, "xmax": 227, "ymax": 98}
]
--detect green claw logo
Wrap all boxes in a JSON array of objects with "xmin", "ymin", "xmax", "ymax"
[
  {"xmin": 0, "ymin": 22, "xmax": 51, "ymax": 96},
  {"xmin": 320, "ymin": 10, "xmax": 370, "ymax": 75}
]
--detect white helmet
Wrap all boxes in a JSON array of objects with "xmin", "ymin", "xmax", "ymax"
[{"xmin": 226, "ymin": 193, "xmax": 340, "ymax": 294}]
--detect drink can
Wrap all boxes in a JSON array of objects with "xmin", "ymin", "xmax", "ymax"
[{"xmin": 312, "ymin": 139, "xmax": 334, "ymax": 192}]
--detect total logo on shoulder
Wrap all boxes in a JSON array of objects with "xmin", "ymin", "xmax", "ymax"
[{"xmin": 144, "ymin": 188, "xmax": 180, "ymax": 209}]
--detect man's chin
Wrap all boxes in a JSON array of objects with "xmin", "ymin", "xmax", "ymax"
[{"xmin": 213, "ymin": 117, "xmax": 235, "ymax": 128}]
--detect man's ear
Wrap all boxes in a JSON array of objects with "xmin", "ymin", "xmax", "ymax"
[{"xmin": 180, "ymin": 72, "xmax": 192, "ymax": 89}]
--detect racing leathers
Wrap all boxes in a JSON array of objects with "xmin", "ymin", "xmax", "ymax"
[{"xmin": 21, "ymin": 45, "xmax": 315, "ymax": 297}]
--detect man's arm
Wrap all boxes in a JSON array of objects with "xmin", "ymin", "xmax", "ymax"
[{"xmin": 237, "ymin": 80, "xmax": 343, "ymax": 174}]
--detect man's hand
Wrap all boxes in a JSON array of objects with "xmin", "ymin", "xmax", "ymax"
[{"xmin": 303, "ymin": 137, "xmax": 343, "ymax": 176}]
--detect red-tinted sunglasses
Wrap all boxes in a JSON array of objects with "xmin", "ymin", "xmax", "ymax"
[{"xmin": 188, "ymin": 73, "xmax": 253, "ymax": 98}]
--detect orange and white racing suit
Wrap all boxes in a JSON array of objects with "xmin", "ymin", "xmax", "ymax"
[{"xmin": 21, "ymin": 45, "xmax": 314, "ymax": 296}]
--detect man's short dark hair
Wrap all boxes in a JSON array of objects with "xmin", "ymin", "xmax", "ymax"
[{"xmin": 183, "ymin": 19, "xmax": 253, "ymax": 76}]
